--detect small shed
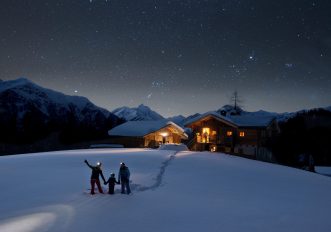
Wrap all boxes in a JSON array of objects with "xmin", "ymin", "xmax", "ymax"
[{"xmin": 108, "ymin": 120, "xmax": 188, "ymax": 148}]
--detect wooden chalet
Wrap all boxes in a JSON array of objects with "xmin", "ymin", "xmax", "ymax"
[
  {"xmin": 184, "ymin": 112, "xmax": 279, "ymax": 160},
  {"xmin": 108, "ymin": 120, "xmax": 188, "ymax": 148}
]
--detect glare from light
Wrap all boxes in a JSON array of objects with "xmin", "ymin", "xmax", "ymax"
[
  {"xmin": 0, "ymin": 213, "xmax": 56, "ymax": 232},
  {"xmin": 160, "ymin": 132, "xmax": 168, "ymax": 137}
]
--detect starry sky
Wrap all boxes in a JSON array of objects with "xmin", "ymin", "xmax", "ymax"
[{"xmin": 1, "ymin": 0, "xmax": 331, "ymax": 117}]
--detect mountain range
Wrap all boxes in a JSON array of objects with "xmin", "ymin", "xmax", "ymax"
[
  {"xmin": 1, "ymin": 77, "xmax": 330, "ymax": 157},
  {"xmin": 1, "ymin": 78, "xmax": 330, "ymax": 133},
  {"xmin": 113, "ymin": 103, "xmax": 331, "ymax": 127},
  {"xmin": 112, "ymin": 104, "xmax": 164, "ymax": 121},
  {"xmin": 0, "ymin": 78, "xmax": 121, "ymax": 144}
]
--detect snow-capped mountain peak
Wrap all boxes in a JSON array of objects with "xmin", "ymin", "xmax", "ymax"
[
  {"xmin": 112, "ymin": 104, "xmax": 164, "ymax": 121},
  {"xmin": 216, "ymin": 104, "xmax": 244, "ymax": 116},
  {"xmin": 0, "ymin": 78, "xmax": 119, "ymax": 128}
]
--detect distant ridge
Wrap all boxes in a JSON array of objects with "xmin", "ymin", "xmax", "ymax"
[
  {"xmin": 0, "ymin": 78, "xmax": 121, "ymax": 145},
  {"xmin": 112, "ymin": 104, "xmax": 165, "ymax": 121}
]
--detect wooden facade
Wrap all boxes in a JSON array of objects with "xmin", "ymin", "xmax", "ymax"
[
  {"xmin": 108, "ymin": 121, "xmax": 188, "ymax": 148},
  {"xmin": 143, "ymin": 128, "xmax": 184, "ymax": 147},
  {"xmin": 185, "ymin": 113, "xmax": 279, "ymax": 159}
]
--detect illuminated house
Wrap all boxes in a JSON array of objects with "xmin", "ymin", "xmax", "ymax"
[
  {"xmin": 184, "ymin": 112, "xmax": 279, "ymax": 159},
  {"xmin": 108, "ymin": 120, "xmax": 188, "ymax": 148}
]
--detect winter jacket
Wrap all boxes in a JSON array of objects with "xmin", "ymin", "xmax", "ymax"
[
  {"xmin": 118, "ymin": 166, "xmax": 130, "ymax": 182},
  {"xmin": 105, "ymin": 177, "xmax": 118, "ymax": 186},
  {"xmin": 85, "ymin": 162, "xmax": 106, "ymax": 182}
]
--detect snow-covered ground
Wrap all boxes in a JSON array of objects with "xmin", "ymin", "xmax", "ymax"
[
  {"xmin": 316, "ymin": 166, "xmax": 331, "ymax": 177},
  {"xmin": 0, "ymin": 149, "xmax": 330, "ymax": 232}
]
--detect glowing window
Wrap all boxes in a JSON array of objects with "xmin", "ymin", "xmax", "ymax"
[
  {"xmin": 202, "ymin": 128, "xmax": 210, "ymax": 135},
  {"xmin": 212, "ymin": 130, "xmax": 217, "ymax": 136},
  {"xmin": 239, "ymin": 131, "xmax": 245, "ymax": 137},
  {"xmin": 227, "ymin": 131, "xmax": 233, "ymax": 136},
  {"xmin": 202, "ymin": 128, "xmax": 210, "ymax": 143}
]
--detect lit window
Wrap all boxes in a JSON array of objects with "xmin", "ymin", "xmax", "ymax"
[
  {"xmin": 212, "ymin": 130, "xmax": 217, "ymax": 136},
  {"xmin": 227, "ymin": 131, "xmax": 233, "ymax": 136},
  {"xmin": 202, "ymin": 128, "xmax": 210, "ymax": 134},
  {"xmin": 196, "ymin": 132, "xmax": 201, "ymax": 142},
  {"xmin": 202, "ymin": 128, "xmax": 210, "ymax": 143},
  {"xmin": 239, "ymin": 131, "xmax": 245, "ymax": 137}
]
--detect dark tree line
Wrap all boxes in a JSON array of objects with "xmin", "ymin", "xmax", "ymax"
[
  {"xmin": 0, "ymin": 107, "xmax": 126, "ymax": 147},
  {"xmin": 271, "ymin": 109, "xmax": 331, "ymax": 166}
]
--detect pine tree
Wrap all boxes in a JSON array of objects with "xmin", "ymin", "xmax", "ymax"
[{"xmin": 230, "ymin": 90, "xmax": 243, "ymax": 114}]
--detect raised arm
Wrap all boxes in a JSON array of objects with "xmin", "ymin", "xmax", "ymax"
[{"xmin": 84, "ymin": 160, "xmax": 93, "ymax": 169}]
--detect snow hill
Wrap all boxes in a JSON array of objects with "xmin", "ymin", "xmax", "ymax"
[
  {"xmin": 216, "ymin": 104, "xmax": 297, "ymax": 122},
  {"xmin": 202, "ymin": 104, "xmax": 331, "ymax": 124},
  {"xmin": 171, "ymin": 105, "xmax": 331, "ymax": 126},
  {"xmin": 0, "ymin": 78, "xmax": 119, "ymax": 130},
  {"xmin": 0, "ymin": 149, "xmax": 330, "ymax": 232},
  {"xmin": 112, "ymin": 104, "xmax": 165, "ymax": 121},
  {"xmin": 167, "ymin": 115, "xmax": 186, "ymax": 125},
  {"xmin": 115, "ymin": 104, "xmax": 331, "ymax": 127}
]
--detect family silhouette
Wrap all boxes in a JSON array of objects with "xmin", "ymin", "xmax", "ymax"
[{"xmin": 84, "ymin": 160, "xmax": 131, "ymax": 195}]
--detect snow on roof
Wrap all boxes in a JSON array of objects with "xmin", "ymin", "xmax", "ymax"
[
  {"xmin": 229, "ymin": 115, "xmax": 275, "ymax": 128},
  {"xmin": 184, "ymin": 111, "xmax": 237, "ymax": 127},
  {"xmin": 108, "ymin": 120, "xmax": 187, "ymax": 137},
  {"xmin": 184, "ymin": 111, "xmax": 275, "ymax": 128}
]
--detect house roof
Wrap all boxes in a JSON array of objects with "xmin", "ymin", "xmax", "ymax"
[
  {"xmin": 184, "ymin": 111, "xmax": 275, "ymax": 128},
  {"xmin": 108, "ymin": 120, "xmax": 187, "ymax": 138},
  {"xmin": 184, "ymin": 111, "xmax": 237, "ymax": 127}
]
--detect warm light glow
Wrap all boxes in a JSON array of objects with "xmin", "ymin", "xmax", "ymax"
[
  {"xmin": 227, "ymin": 131, "xmax": 233, "ymax": 136},
  {"xmin": 239, "ymin": 131, "xmax": 245, "ymax": 137},
  {"xmin": 202, "ymin": 128, "xmax": 210, "ymax": 134},
  {"xmin": 196, "ymin": 133, "xmax": 201, "ymax": 143},
  {"xmin": 160, "ymin": 132, "xmax": 168, "ymax": 137},
  {"xmin": 210, "ymin": 145, "xmax": 216, "ymax": 152},
  {"xmin": 202, "ymin": 128, "xmax": 210, "ymax": 143},
  {"xmin": 0, "ymin": 213, "xmax": 56, "ymax": 232}
]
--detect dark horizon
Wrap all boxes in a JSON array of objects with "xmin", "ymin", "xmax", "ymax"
[{"xmin": 1, "ymin": 1, "xmax": 331, "ymax": 117}]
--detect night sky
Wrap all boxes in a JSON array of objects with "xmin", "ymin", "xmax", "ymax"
[{"xmin": 1, "ymin": 0, "xmax": 330, "ymax": 117}]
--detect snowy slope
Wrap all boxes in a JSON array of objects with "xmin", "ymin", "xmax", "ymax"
[
  {"xmin": 112, "ymin": 104, "xmax": 165, "ymax": 121},
  {"xmin": 0, "ymin": 149, "xmax": 330, "ymax": 232},
  {"xmin": 167, "ymin": 115, "xmax": 186, "ymax": 125},
  {"xmin": 170, "ymin": 113, "xmax": 202, "ymax": 126},
  {"xmin": 216, "ymin": 105, "xmax": 331, "ymax": 122},
  {"xmin": 0, "ymin": 78, "xmax": 111, "ymax": 118},
  {"xmin": 216, "ymin": 104, "xmax": 292, "ymax": 122}
]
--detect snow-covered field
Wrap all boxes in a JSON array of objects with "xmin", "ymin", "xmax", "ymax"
[
  {"xmin": 0, "ymin": 148, "xmax": 330, "ymax": 232},
  {"xmin": 316, "ymin": 166, "xmax": 331, "ymax": 177}
]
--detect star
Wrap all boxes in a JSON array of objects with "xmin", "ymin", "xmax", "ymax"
[{"xmin": 285, "ymin": 63, "xmax": 294, "ymax": 68}]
